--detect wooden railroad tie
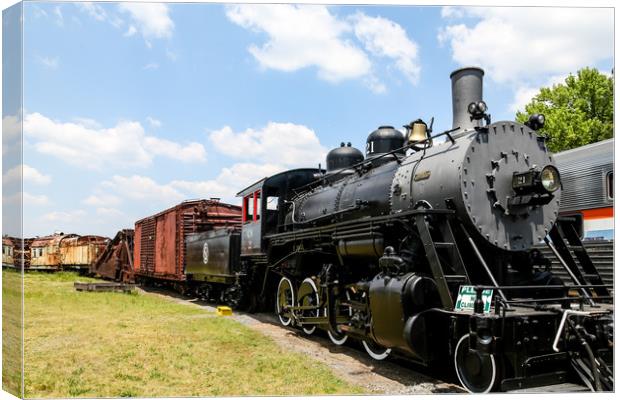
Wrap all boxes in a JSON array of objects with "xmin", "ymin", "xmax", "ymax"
[{"xmin": 74, "ymin": 282, "xmax": 135, "ymax": 294}]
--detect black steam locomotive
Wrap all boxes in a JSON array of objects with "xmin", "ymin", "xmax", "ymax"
[{"xmin": 187, "ymin": 67, "xmax": 613, "ymax": 393}]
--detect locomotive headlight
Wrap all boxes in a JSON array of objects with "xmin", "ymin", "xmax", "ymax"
[
  {"xmin": 526, "ymin": 114, "xmax": 546, "ymax": 131},
  {"xmin": 468, "ymin": 102, "xmax": 478, "ymax": 114},
  {"xmin": 467, "ymin": 101, "xmax": 488, "ymax": 121},
  {"xmin": 513, "ymin": 166, "xmax": 561, "ymax": 196},
  {"xmin": 540, "ymin": 165, "xmax": 561, "ymax": 193}
]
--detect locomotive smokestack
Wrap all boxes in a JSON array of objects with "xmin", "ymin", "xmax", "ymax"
[{"xmin": 450, "ymin": 67, "xmax": 484, "ymax": 131}]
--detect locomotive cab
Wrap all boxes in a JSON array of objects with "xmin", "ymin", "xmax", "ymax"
[{"xmin": 237, "ymin": 168, "xmax": 323, "ymax": 256}]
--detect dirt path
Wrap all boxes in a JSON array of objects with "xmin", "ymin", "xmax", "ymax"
[{"xmin": 140, "ymin": 287, "xmax": 464, "ymax": 395}]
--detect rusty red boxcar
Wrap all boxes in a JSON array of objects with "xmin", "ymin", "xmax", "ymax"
[
  {"xmin": 90, "ymin": 229, "xmax": 134, "ymax": 282},
  {"xmin": 133, "ymin": 199, "xmax": 241, "ymax": 285}
]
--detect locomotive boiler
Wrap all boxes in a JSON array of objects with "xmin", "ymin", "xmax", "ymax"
[{"xmin": 240, "ymin": 67, "xmax": 614, "ymax": 392}]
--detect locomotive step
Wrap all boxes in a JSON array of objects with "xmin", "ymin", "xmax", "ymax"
[
  {"xmin": 434, "ymin": 242, "xmax": 455, "ymax": 248},
  {"xmin": 444, "ymin": 275, "xmax": 467, "ymax": 282},
  {"xmin": 566, "ymin": 245, "xmax": 588, "ymax": 252}
]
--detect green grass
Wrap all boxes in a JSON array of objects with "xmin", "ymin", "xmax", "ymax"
[
  {"xmin": 2, "ymin": 269, "xmax": 23, "ymax": 397},
  {"xmin": 20, "ymin": 271, "xmax": 362, "ymax": 397}
]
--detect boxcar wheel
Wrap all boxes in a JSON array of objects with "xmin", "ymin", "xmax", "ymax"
[
  {"xmin": 454, "ymin": 334, "xmax": 497, "ymax": 393},
  {"xmin": 276, "ymin": 277, "xmax": 295, "ymax": 326}
]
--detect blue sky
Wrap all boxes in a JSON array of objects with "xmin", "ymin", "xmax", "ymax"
[{"xmin": 5, "ymin": 2, "xmax": 614, "ymax": 237}]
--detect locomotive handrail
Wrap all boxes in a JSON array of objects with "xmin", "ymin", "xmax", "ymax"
[
  {"xmin": 472, "ymin": 284, "xmax": 613, "ymax": 291},
  {"xmin": 460, "ymin": 224, "xmax": 510, "ymax": 307},
  {"xmin": 544, "ymin": 236, "xmax": 594, "ymax": 304},
  {"xmin": 471, "ymin": 284, "xmax": 614, "ymax": 313},
  {"xmin": 503, "ymin": 295, "xmax": 614, "ymax": 304},
  {"xmin": 270, "ymin": 208, "xmax": 456, "ymax": 241},
  {"xmin": 291, "ymin": 126, "xmax": 462, "ymax": 195}
]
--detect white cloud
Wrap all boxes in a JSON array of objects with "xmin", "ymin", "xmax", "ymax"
[
  {"xmin": 42, "ymin": 210, "xmax": 86, "ymax": 222},
  {"xmin": 510, "ymin": 86, "xmax": 540, "ymax": 114},
  {"xmin": 77, "ymin": 2, "xmax": 170, "ymax": 44},
  {"xmin": 226, "ymin": 5, "xmax": 420, "ymax": 91},
  {"xmin": 82, "ymin": 194, "xmax": 122, "ymax": 207},
  {"xmin": 38, "ymin": 56, "xmax": 59, "ymax": 69},
  {"xmin": 77, "ymin": 2, "xmax": 108, "ymax": 22},
  {"xmin": 364, "ymin": 75, "xmax": 387, "ymax": 94},
  {"xmin": 3, "ymin": 165, "xmax": 52, "ymax": 185},
  {"xmin": 89, "ymin": 161, "xmax": 281, "ymax": 210},
  {"xmin": 33, "ymin": 5, "xmax": 48, "ymax": 19},
  {"xmin": 101, "ymin": 175, "xmax": 185, "ymax": 204},
  {"xmin": 226, "ymin": 4, "xmax": 371, "ymax": 83},
  {"xmin": 209, "ymin": 122, "xmax": 327, "ymax": 167},
  {"xmin": 76, "ymin": 2, "xmax": 124, "ymax": 28},
  {"xmin": 71, "ymin": 117, "xmax": 102, "ymax": 129},
  {"xmin": 23, "ymin": 112, "xmax": 206, "ymax": 170},
  {"xmin": 509, "ymin": 74, "xmax": 569, "ymax": 113},
  {"xmin": 23, "ymin": 192, "xmax": 50, "ymax": 206},
  {"xmin": 124, "ymin": 25, "xmax": 137, "ymax": 37},
  {"xmin": 171, "ymin": 162, "xmax": 284, "ymax": 201},
  {"xmin": 146, "ymin": 116, "xmax": 162, "ymax": 128},
  {"xmin": 351, "ymin": 13, "xmax": 420, "ymax": 85},
  {"xmin": 95, "ymin": 207, "xmax": 125, "ymax": 218},
  {"xmin": 118, "ymin": 3, "xmax": 174, "ymax": 40},
  {"xmin": 83, "ymin": 122, "xmax": 329, "ymax": 208},
  {"xmin": 143, "ymin": 136, "xmax": 206, "ymax": 162},
  {"xmin": 438, "ymin": 7, "xmax": 613, "ymax": 84},
  {"xmin": 440, "ymin": 6, "xmax": 465, "ymax": 19}
]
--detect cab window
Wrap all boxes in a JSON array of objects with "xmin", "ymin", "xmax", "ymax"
[
  {"xmin": 266, "ymin": 196, "xmax": 279, "ymax": 211},
  {"xmin": 242, "ymin": 190, "xmax": 262, "ymax": 223}
]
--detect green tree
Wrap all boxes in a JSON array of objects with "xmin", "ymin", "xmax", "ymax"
[{"xmin": 516, "ymin": 67, "xmax": 613, "ymax": 153}]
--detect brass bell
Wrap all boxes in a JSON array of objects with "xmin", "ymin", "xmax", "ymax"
[{"xmin": 407, "ymin": 119, "xmax": 431, "ymax": 149}]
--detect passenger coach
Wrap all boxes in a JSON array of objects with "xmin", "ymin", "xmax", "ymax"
[{"xmin": 554, "ymin": 138, "xmax": 613, "ymax": 240}]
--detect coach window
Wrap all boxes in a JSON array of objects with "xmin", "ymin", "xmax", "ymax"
[{"xmin": 606, "ymin": 171, "xmax": 613, "ymax": 199}]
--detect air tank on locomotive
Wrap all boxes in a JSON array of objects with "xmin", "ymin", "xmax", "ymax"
[{"xmin": 326, "ymin": 142, "xmax": 364, "ymax": 173}]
